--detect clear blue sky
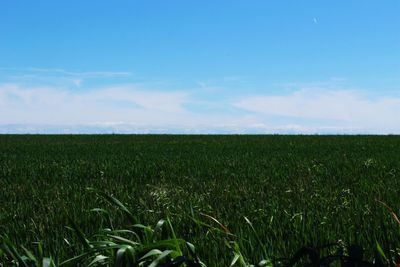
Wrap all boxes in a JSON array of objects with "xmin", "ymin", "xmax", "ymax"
[{"xmin": 1, "ymin": 1, "xmax": 399, "ymax": 133}]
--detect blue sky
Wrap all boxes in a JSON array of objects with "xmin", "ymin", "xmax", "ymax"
[{"xmin": 1, "ymin": 1, "xmax": 399, "ymax": 133}]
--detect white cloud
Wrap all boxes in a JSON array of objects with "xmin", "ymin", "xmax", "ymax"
[
  {"xmin": 234, "ymin": 88, "xmax": 400, "ymax": 133},
  {"xmin": 0, "ymin": 83, "xmax": 257, "ymax": 131},
  {"xmin": 0, "ymin": 82, "xmax": 281, "ymax": 133},
  {"xmin": 1, "ymin": 82, "xmax": 400, "ymax": 134},
  {"xmin": 72, "ymin": 79, "xmax": 82, "ymax": 87},
  {"xmin": 0, "ymin": 67, "xmax": 133, "ymax": 78},
  {"xmin": 0, "ymin": 84, "xmax": 190, "ymax": 125},
  {"xmin": 0, "ymin": 67, "xmax": 134, "ymax": 91}
]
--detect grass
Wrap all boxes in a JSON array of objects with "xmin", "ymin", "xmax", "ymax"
[
  {"xmin": 1, "ymin": 135, "xmax": 400, "ymax": 265},
  {"xmin": 1, "ymin": 188, "xmax": 205, "ymax": 267},
  {"xmin": 3, "ymin": 188, "xmax": 396, "ymax": 266}
]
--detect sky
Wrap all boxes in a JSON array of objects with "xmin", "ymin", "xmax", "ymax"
[{"xmin": 0, "ymin": 1, "xmax": 399, "ymax": 134}]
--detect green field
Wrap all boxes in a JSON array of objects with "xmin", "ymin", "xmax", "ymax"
[{"xmin": 1, "ymin": 135, "xmax": 400, "ymax": 266}]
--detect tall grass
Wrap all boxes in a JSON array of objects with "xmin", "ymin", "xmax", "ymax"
[
  {"xmin": 1, "ymin": 135, "xmax": 400, "ymax": 265},
  {"xmin": 1, "ymin": 189, "xmax": 399, "ymax": 266}
]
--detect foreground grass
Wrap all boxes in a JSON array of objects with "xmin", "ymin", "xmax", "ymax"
[
  {"xmin": 1, "ymin": 135, "xmax": 400, "ymax": 265},
  {"xmin": 2, "ymin": 188, "xmax": 398, "ymax": 266}
]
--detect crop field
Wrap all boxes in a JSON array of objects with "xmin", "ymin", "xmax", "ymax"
[{"xmin": 1, "ymin": 135, "xmax": 400, "ymax": 266}]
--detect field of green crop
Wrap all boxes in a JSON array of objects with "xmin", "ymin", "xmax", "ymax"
[{"xmin": 1, "ymin": 135, "xmax": 400, "ymax": 266}]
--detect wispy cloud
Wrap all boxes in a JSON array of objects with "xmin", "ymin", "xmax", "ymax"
[
  {"xmin": 71, "ymin": 79, "xmax": 81, "ymax": 87},
  {"xmin": 0, "ymin": 67, "xmax": 133, "ymax": 78},
  {"xmin": 1, "ymin": 71, "xmax": 399, "ymax": 134},
  {"xmin": 234, "ymin": 88, "xmax": 400, "ymax": 133},
  {"xmin": 0, "ymin": 83, "xmax": 190, "ymax": 125},
  {"xmin": 0, "ymin": 67, "xmax": 134, "ymax": 89},
  {"xmin": 0, "ymin": 82, "xmax": 267, "ymax": 133}
]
